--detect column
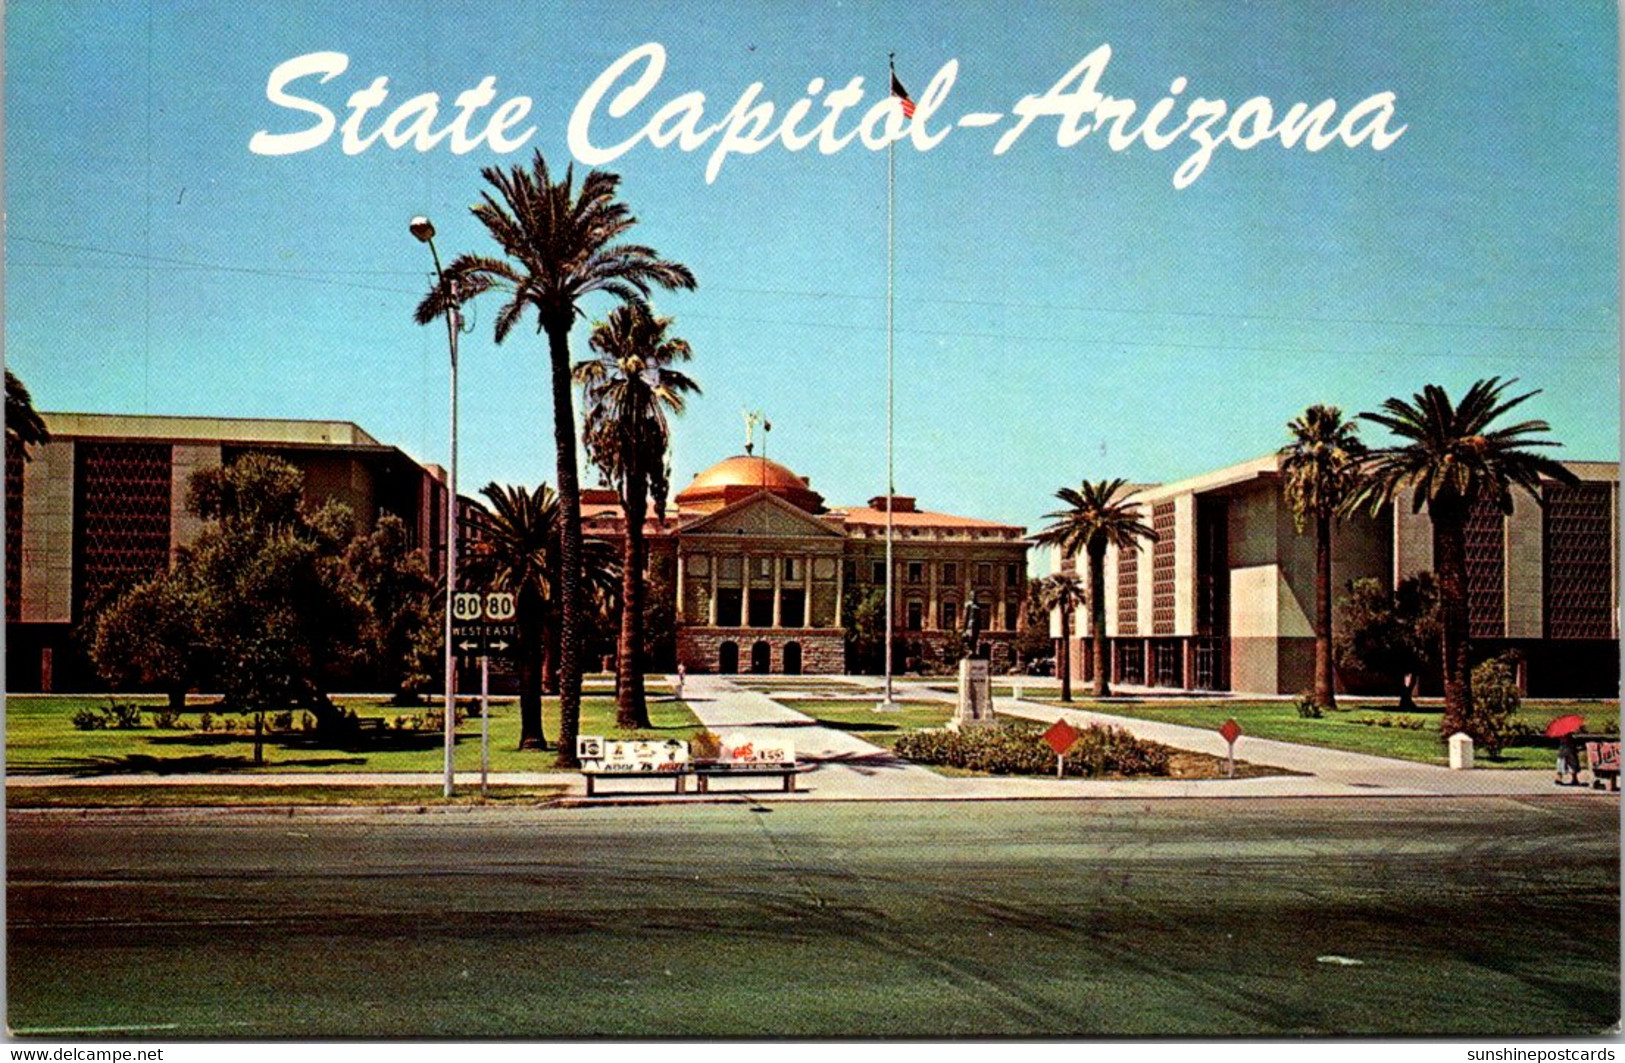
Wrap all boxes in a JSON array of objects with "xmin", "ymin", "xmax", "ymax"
[
  {"xmin": 741, "ymin": 553, "xmax": 751, "ymax": 626},
  {"xmin": 675, "ymin": 553, "xmax": 686, "ymax": 622},
  {"xmin": 834, "ymin": 553, "xmax": 845, "ymax": 627},
  {"xmin": 802, "ymin": 553, "xmax": 812, "ymax": 629},
  {"xmin": 928, "ymin": 560, "xmax": 939, "ymax": 630},
  {"xmin": 708, "ymin": 559, "xmax": 718, "ymax": 626},
  {"xmin": 772, "ymin": 554, "xmax": 783, "ymax": 628}
]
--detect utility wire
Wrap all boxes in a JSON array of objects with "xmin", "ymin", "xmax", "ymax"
[{"xmin": 11, "ymin": 235, "xmax": 1612, "ymax": 340}]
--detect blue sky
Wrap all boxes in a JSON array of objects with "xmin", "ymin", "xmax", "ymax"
[{"xmin": 5, "ymin": 1, "xmax": 1618, "ymax": 538}]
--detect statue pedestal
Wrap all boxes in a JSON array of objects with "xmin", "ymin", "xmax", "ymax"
[{"xmin": 949, "ymin": 657, "xmax": 995, "ymax": 731}]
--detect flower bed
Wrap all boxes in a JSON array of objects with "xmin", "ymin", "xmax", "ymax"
[{"xmin": 893, "ymin": 719, "xmax": 1171, "ymax": 777}]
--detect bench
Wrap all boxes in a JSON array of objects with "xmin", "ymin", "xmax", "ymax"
[
  {"xmin": 581, "ymin": 766, "xmax": 690, "ymax": 797},
  {"xmin": 691, "ymin": 762, "xmax": 807, "ymax": 793},
  {"xmin": 1583, "ymin": 739, "xmax": 1620, "ymax": 791},
  {"xmin": 577, "ymin": 734, "xmax": 806, "ymax": 796},
  {"xmin": 577, "ymin": 737, "xmax": 691, "ymax": 797},
  {"xmin": 691, "ymin": 734, "xmax": 802, "ymax": 794}
]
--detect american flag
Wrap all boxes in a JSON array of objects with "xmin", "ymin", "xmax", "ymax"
[{"xmin": 890, "ymin": 65, "xmax": 915, "ymax": 119}]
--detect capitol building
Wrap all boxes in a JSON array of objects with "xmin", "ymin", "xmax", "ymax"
[{"xmin": 582, "ymin": 454, "xmax": 1030, "ymax": 675}]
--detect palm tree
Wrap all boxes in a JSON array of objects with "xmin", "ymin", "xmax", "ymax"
[
  {"xmin": 1033, "ymin": 480, "xmax": 1159, "ymax": 697},
  {"xmin": 460, "ymin": 482, "xmax": 619, "ymax": 749},
  {"xmin": 1351, "ymin": 378, "xmax": 1577, "ymax": 736},
  {"xmin": 574, "ymin": 305, "xmax": 699, "ymax": 730},
  {"xmin": 6, "ymin": 370, "xmax": 48, "ymax": 456},
  {"xmin": 1279, "ymin": 405, "xmax": 1367, "ymax": 710},
  {"xmin": 1032, "ymin": 574, "xmax": 1087, "ymax": 701},
  {"xmin": 415, "ymin": 152, "xmax": 695, "ymax": 766}
]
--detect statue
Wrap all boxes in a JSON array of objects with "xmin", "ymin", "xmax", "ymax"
[
  {"xmin": 951, "ymin": 600, "xmax": 994, "ymax": 730},
  {"xmin": 961, "ymin": 600, "xmax": 983, "ymax": 659}
]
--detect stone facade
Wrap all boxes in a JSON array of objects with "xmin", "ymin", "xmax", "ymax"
[
  {"xmin": 677, "ymin": 628, "xmax": 846, "ymax": 676},
  {"xmin": 586, "ymin": 454, "xmax": 1032, "ymax": 676}
]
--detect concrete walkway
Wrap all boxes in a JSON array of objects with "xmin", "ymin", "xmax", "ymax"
[
  {"xmin": 679, "ymin": 673, "xmax": 960, "ymax": 798},
  {"xmin": 991, "ymin": 696, "xmax": 1575, "ymax": 797}
]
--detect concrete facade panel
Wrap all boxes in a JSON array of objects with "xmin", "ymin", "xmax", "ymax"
[
  {"xmin": 170, "ymin": 444, "xmax": 221, "ymax": 559},
  {"xmin": 1394, "ymin": 504, "xmax": 1433, "ymax": 580},
  {"xmin": 1173, "ymin": 493, "xmax": 1196, "ymax": 636},
  {"xmin": 1274, "ymin": 636, "xmax": 1316, "ymax": 695},
  {"xmin": 1274, "ymin": 500, "xmax": 1315, "ymax": 640},
  {"xmin": 1228, "ymin": 565, "xmax": 1279, "ymax": 638},
  {"xmin": 1504, "ymin": 492, "xmax": 1543, "ymax": 639},
  {"xmin": 19, "ymin": 440, "xmax": 73, "ymax": 624},
  {"xmin": 1228, "ymin": 635, "xmax": 1277, "ymax": 694},
  {"xmin": 1227, "ymin": 481, "xmax": 1278, "ymax": 569}
]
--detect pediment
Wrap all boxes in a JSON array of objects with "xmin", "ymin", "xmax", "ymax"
[{"xmin": 680, "ymin": 491, "xmax": 846, "ymax": 539}]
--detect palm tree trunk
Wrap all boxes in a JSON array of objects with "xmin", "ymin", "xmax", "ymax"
[
  {"xmin": 545, "ymin": 322, "xmax": 585, "ymax": 768},
  {"xmin": 541, "ymin": 622, "xmax": 558, "ymax": 695},
  {"xmin": 616, "ymin": 467, "xmax": 651, "ymax": 729},
  {"xmin": 1058, "ymin": 607, "xmax": 1072, "ymax": 703},
  {"xmin": 517, "ymin": 602, "xmax": 546, "ymax": 749},
  {"xmin": 1089, "ymin": 541, "xmax": 1110, "ymax": 698},
  {"xmin": 1432, "ymin": 494, "xmax": 1471, "ymax": 736},
  {"xmin": 1314, "ymin": 509, "xmax": 1337, "ymax": 709}
]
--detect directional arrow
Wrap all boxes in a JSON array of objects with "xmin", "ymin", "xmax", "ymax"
[
  {"xmin": 488, "ymin": 639, "xmax": 512, "ymax": 655},
  {"xmin": 454, "ymin": 638, "xmax": 484, "ymax": 657}
]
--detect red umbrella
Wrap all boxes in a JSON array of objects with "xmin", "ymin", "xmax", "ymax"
[{"xmin": 1544, "ymin": 714, "xmax": 1585, "ymax": 739}]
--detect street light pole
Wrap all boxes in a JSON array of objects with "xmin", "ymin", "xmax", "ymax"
[{"xmin": 412, "ymin": 215, "xmax": 459, "ymax": 799}]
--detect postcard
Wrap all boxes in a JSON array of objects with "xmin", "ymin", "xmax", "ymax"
[{"xmin": 4, "ymin": 0, "xmax": 1619, "ymax": 1045}]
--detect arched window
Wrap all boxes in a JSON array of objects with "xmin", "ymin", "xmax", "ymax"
[
  {"xmin": 783, "ymin": 641, "xmax": 803, "ymax": 676},
  {"xmin": 718, "ymin": 641, "xmax": 739, "ymax": 674},
  {"xmin": 750, "ymin": 640, "xmax": 772, "ymax": 674}
]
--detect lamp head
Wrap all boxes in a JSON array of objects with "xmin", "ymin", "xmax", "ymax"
[{"xmin": 409, "ymin": 216, "xmax": 436, "ymax": 243}]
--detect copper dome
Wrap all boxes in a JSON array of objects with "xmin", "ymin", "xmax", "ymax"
[{"xmin": 675, "ymin": 455, "xmax": 825, "ymax": 513}]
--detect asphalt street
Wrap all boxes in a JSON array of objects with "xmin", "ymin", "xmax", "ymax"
[{"xmin": 7, "ymin": 796, "xmax": 1619, "ymax": 1038}]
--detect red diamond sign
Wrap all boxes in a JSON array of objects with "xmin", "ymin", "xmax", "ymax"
[
  {"xmin": 1043, "ymin": 719, "xmax": 1080, "ymax": 756},
  {"xmin": 1219, "ymin": 718, "xmax": 1242, "ymax": 745}
]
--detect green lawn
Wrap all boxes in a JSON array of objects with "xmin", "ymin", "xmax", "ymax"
[
  {"xmin": 788, "ymin": 699, "xmax": 952, "ymax": 749},
  {"xmin": 5, "ymin": 693, "xmax": 704, "ymax": 776},
  {"xmin": 1031, "ymin": 698, "xmax": 1620, "ymax": 769},
  {"xmin": 6, "ymin": 784, "xmax": 568, "ymax": 808}
]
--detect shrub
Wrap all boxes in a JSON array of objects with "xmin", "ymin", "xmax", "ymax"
[
  {"xmin": 894, "ymin": 720, "xmax": 1171, "ymax": 778},
  {"xmin": 691, "ymin": 730, "xmax": 723, "ymax": 760},
  {"xmin": 271, "ymin": 711, "xmax": 294, "ymax": 731},
  {"xmin": 71, "ymin": 707, "xmax": 109, "ymax": 731},
  {"xmin": 150, "ymin": 707, "xmax": 182, "ymax": 729},
  {"xmin": 300, "ymin": 712, "xmax": 315, "ymax": 732},
  {"xmin": 1467, "ymin": 655, "xmax": 1521, "ymax": 755},
  {"xmin": 106, "ymin": 700, "xmax": 144, "ymax": 729},
  {"xmin": 1353, "ymin": 714, "xmax": 1427, "ymax": 731},
  {"xmin": 1294, "ymin": 691, "xmax": 1323, "ymax": 719},
  {"xmin": 198, "ymin": 712, "xmax": 214, "ymax": 732}
]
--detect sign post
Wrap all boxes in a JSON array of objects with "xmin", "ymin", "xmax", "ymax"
[
  {"xmin": 1219, "ymin": 718, "xmax": 1242, "ymax": 778},
  {"xmin": 480, "ymin": 653, "xmax": 490, "ymax": 798},
  {"xmin": 1043, "ymin": 719, "xmax": 1081, "ymax": 779},
  {"xmin": 450, "ymin": 591, "xmax": 517, "ymax": 799},
  {"xmin": 477, "ymin": 593, "xmax": 514, "ymax": 799}
]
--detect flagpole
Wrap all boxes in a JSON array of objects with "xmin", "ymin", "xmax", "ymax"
[{"xmin": 878, "ymin": 52, "xmax": 898, "ymax": 712}]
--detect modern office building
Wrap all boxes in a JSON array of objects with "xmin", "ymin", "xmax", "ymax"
[
  {"xmin": 5, "ymin": 413, "xmax": 448, "ymax": 691},
  {"xmin": 1051, "ymin": 454, "xmax": 1618, "ymax": 698},
  {"xmin": 582, "ymin": 453, "xmax": 1030, "ymax": 675}
]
